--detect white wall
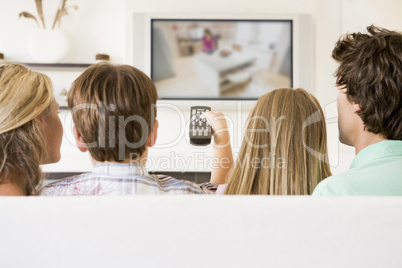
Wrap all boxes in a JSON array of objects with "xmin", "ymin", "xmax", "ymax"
[
  {"xmin": 0, "ymin": 0, "xmax": 126, "ymax": 63},
  {"xmin": 1, "ymin": 0, "xmax": 401, "ymax": 175}
]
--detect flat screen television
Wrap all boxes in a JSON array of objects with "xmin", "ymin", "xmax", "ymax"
[{"xmin": 131, "ymin": 13, "xmax": 313, "ymax": 101}]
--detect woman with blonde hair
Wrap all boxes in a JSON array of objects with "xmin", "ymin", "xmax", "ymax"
[
  {"xmin": 223, "ymin": 88, "xmax": 331, "ymax": 195},
  {"xmin": 0, "ymin": 63, "xmax": 63, "ymax": 196}
]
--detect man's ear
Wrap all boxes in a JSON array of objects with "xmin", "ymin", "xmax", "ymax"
[
  {"xmin": 146, "ymin": 119, "xmax": 158, "ymax": 148},
  {"xmin": 352, "ymin": 102, "xmax": 361, "ymax": 113},
  {"xmin": 73, "ymin": 126, "xmax": 88, "ymax": 153}
]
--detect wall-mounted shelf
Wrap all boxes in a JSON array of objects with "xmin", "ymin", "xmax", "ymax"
[
  {"xmin": 24, "ymin": 63, "xmax": 92, "ymax": 69},
  {"xmin": 18, "ymin": 63, "xmax": 93, "ymax": 109}
]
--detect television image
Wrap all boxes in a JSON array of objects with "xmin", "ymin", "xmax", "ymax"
[{"xmin": 151, "ymin": 19, "xmax": 293, "ymax": 100}]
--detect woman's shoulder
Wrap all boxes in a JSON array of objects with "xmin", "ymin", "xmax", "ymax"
[
  {"xmin": 0, "ymin": 181, "xmax": 24, "ymax": 196},
  {"xmin": 215, "ymin": 184, "xmax": 227, "ymax": 195}
]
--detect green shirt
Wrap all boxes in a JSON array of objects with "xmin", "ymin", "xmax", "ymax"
[{"xmin": 313, "ymin": 140, "xmax": 402, "ymax": 196}]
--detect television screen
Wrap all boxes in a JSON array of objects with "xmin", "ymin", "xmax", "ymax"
[{"xmin": 151, "ymin": 19, "xmax": 292, "ymax": 100}]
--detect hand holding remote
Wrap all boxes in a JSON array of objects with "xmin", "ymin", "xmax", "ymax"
[
  {"xmin": 200, "ymin": 110, "xmax": 233, "ymax": 185},
  {"xmin": 200, "ymin": 111, "xmax": 230, "ymax": 146}
]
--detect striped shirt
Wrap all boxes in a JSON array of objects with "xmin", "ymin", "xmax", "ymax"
[{"xmin": 40, "ymin": 163, "xmax": 217, "ymax": 196}]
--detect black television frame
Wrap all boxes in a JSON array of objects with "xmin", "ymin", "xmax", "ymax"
[{"xmin": 150, "ymin": 18, "xmax": 293, "ymax": 100}]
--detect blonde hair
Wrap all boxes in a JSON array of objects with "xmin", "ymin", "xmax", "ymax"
[
  {"xmin": 225, "ymin": 88, "xmax": 331, "ymax": 195},
  {"xmin": 0, "ymin": 63, "xmax": 54, "ymax": 195}
]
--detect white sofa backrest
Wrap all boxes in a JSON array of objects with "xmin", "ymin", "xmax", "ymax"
[{"xmin": 1, "ymin": 196, "xmax": 402, "ymax": 268}]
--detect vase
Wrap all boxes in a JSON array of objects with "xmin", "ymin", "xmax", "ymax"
[{"xmin": 28, "ymin": 29, "xmax": 70, "ymax": 63}]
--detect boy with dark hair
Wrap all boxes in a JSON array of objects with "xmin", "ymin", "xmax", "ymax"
[
  {"xmin": 313, "ymin": 25, "xmax": 402, "ymax": 195},
  {"xmin": 41, "ymin": 63, "xmax": 232, "ymax": 195}
]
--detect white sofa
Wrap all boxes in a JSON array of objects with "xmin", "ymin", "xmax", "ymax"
[{"xmin": 1, "ymin": 196, "xmax": 401, "ymax": 268}]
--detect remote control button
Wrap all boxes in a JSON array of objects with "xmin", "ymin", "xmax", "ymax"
[
  {"xmin": 198, "ymin": 130, "xmax": 202, "ymax": 136},
  {"xmin": 192, "ymin": 122, "xmax": 195, "ymax": 126},
  {"xmin": 192, "ymin": 130, "xmax": 196, "ymax": 136},
  {"xmin": 192, "ymin": 110, "xmax": 196, "ymax": 114},
  {"xmin": 204, "ymin": 130, "xmax": 208, "ymax": 136}
]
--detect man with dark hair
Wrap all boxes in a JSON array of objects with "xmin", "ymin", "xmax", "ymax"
[{"xmin": 313, "ymin": 25, "xmax": 402, "ymax": 195}]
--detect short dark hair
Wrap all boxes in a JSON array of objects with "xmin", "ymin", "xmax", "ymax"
[
  {"xmin": 332, "ymin": 25, "xmax": 402, "ymax": 140},
  {"xmin": 67, "ymin": 63, "xmax": 158, "ymax": 161}
]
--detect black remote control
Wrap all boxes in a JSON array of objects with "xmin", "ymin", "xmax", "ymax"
[{"xmin": 189, "ymin": 106, "xmax": 212, "ymax": 146}]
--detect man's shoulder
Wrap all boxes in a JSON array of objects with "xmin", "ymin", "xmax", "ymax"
[
  {"xmin": 312, "ymin": 172, "xmax": 354, "ymax": 196},
  {"xmin": 313, "ymin": 159, "xmax": 402, "ymax": 196}
]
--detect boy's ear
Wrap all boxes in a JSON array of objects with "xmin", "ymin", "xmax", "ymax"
[
  {"xmin": 146, "ymin": 119, "xmax": 158, "ymax": 148},
  {"xmin": 73, "ymin": 126, "xmax": 88, "ymax": 153}
]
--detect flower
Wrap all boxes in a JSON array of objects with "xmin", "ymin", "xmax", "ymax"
[{"xmin": 19, "ymin": 0, "xmax": 78, "ymax": 30}]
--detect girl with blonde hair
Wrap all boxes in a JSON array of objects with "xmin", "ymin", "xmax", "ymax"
[
  {"xmin": 0, "ymin": 63, "xmax": 63, "ymax": 196},
  {"xmin": 223, "ymin": 88, "xmax": 331, "ymax": 195}
]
